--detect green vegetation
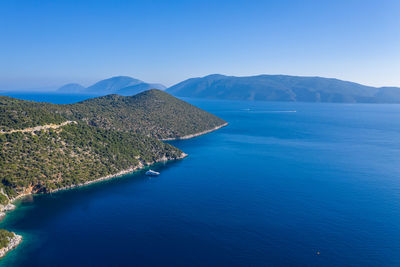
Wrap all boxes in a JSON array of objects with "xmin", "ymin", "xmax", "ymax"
[
  {"xmin": 0, "ymin": 96, "xmax": 64, "ymax": 132},
  {"xmin": 0, "ymin": 194, "xmax": 8, "ymax": 205},
  {"xmin": 0, "ymin": 123, "xmax": 183, "ymax": 197},
  {"xmin": 55, "ymin": 89, "xmax": 226, "ymax": 139},
  {"xmin": 0, "ymin": 229, "xmax": 13, "ymax": 248},
  {"xmin": 0, "ymin": 90, "xmax": 225, "ymax": 199},
  {"xmin": 1, "ymin": 90, "xmax": 226, "ymax": 139}
]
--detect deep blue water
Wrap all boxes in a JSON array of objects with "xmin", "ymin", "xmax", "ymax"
[{"xmin": 1, "ymin": 93, "xmax": 400, "ymax": 266}]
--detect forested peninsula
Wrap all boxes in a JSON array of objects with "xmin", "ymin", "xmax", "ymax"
[{"xmin": 0, "ymin": 90, "xmax": 227, "ymax": 256}]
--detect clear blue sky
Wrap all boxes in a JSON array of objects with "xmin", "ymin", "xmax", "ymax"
[{"xmin": 0, "ymin": 0, "xmax": 399, "ymax": 90}]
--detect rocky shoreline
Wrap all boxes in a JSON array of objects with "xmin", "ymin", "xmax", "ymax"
[
  {"xmin": 0, "ymin": 152, "xmax": 187, "ymax": 260},
  {"xmin": 161, "ymin": 122, "xmax": 228, "ymax": 141},
  {"xmin": 0, "ymin": 151, "xmax": 187, "ymax": 216},
  {"xmin": 0, "ymin": 124, "xmax": 223, "ymax": 213},
  {"xmin": 0, "ymin": 232, "xmax": 22, "ymax": 258},
  {"xmin": 0, "ymin": 204, "xmax": 16, "ymax": 220},
  {"xmin": 0, "ymin": 123, "xmax": 223, "ymax": 259},
  {"xmin": 48, "ymin": 152, "xmax": 187, "ymax": 194}
]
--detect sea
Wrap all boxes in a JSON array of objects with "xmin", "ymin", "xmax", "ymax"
[{"xmin": 1, "ymin": 92, "xmax": 400, "ymax": 266}]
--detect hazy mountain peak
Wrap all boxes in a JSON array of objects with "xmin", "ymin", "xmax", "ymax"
[
  {"xmin": 56, "ymin": 76, "xmax": 165, "ymax": 96},
  {"xmin": 85, "ymin": 76, "xmax": 144, "ymax": 94},
  {"xmin": 57, "ymin": 83, "xmax": 85, "ymax": 93}
]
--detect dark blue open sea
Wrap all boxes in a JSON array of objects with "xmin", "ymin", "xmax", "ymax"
[{"xmin": 1, "ymin": 92, "xmax": 400, "ymax": 266}]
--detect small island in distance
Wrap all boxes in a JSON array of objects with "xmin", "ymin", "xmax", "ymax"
[{"xmin": 0, "ymin": 89, "xmax": 227, "ymax": 257}]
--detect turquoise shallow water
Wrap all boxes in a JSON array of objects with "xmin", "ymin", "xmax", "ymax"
[{"xmin": 1, "ymin": 93, "xmax": 400, "ymax": 266}]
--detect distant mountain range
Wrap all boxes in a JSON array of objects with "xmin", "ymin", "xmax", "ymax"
[
  {"xmin": 166, "ymin": 74, "xmax": 400, "ymax": 103},
  {"xmin": 55, "ymin": 74, "xmax": 400, "ymax": 103},
  {"xmin": 57, "ymin": 76, "xmax": 166, "ymax": 96}
]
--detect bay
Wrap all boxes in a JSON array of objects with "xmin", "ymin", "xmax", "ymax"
[{"xmin": 1, "ymin": 93, "xmax": 400, "ymax": 266}]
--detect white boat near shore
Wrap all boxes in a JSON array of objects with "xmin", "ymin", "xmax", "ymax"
[{"xmin": 145, "ymin": 170, "xmax": 160, "ymax": 176}]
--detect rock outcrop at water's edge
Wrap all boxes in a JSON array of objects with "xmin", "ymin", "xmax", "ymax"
[
  {"xmin": 0, "ymin": 232, "xmax": 22, "ymax": 258},
  {"xmin": 0, "ymin": 204, "xmax": 16, "ymax": 220}
]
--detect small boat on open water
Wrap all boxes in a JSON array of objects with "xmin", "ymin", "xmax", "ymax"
[{"xmin": 145, "ymin": 170, "xmax": 160, "ymax": 176}]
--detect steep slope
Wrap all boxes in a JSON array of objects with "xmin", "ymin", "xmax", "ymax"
[
  {"xmin": 58, "ymin": 89, "xmax": 227, "ymax": 139},
  {"xmin": 167, "ymin": 74, "xmax": 400, "ymax": 103}
]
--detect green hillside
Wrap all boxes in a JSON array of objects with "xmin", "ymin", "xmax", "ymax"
[
  {"xmin": 0, "ymin": 90, "xmax": 226, "ymax": 200},
  {"xmin": 0, "ymin": 123, "xmax": 183, "ymax": 198},
  {"xmin": 55, "ymin": 89, "xmax": 226, "ymax": 139},
  {"xmin": 0, "ymin": 96, "xmax": 63, "ymax": 131},
  {"xmin": 0, "ymin": 229, "xmax": 13, "ymax": 248}
]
